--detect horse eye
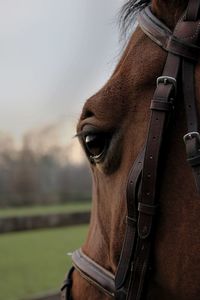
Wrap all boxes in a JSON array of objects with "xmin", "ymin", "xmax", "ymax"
[{"xmin": 84, "ymin": 133, "xmax": 108, "ymax": 162}]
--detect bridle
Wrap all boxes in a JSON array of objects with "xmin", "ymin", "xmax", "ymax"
[{"xmin": 61, "ymin": 1, "xmax": 200, "ymax": 299}]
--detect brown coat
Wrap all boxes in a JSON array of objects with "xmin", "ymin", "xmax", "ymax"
[{"xmin": 72, "ymin": 1, "xmax": 200, "ymax": 299}]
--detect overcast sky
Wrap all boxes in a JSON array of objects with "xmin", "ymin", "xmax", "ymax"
[{"xmin": 0, "ymin": 0, "xmax": 124, "ymax": 147}]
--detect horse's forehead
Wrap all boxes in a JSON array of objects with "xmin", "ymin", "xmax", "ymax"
[
  {"xmin": 78, "ymin": 29, "xmax": 166, "ymax": 131},
  {"xmin": 80, "ymin": 78, "xmax": 131, "ymax": 128}
]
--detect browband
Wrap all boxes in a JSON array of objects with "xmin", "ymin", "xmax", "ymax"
[{"xmin": 138, "ymin": 6, "xmax": 200, "ymax": 61}]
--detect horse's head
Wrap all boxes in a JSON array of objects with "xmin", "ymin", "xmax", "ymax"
[{"xmin": 68, "ymin": 1, "xmax": 200, "ymax": 299}]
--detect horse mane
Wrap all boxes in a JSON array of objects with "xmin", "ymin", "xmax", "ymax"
[
  {"xmin": 119, "ymin": 0, "xmax": 151, "ymax": 35},
  {"xmin": 119, "ymin": 0, "xmax": 188, "ymax": 35}
]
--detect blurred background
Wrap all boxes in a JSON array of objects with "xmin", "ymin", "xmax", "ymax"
[{"xmin": 0, "ymin": 0, "xmax": 125, "ymax": 299}]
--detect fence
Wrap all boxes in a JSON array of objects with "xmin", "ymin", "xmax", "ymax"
[{"xmin": 0, "ymin": 212, "xmax": 90, "ymax": 233}]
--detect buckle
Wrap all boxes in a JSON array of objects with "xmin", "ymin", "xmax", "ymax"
[
  {"xmin": 183, "ymin": 131, "xmax": 200, "ymax": 143},
  {"xmin": 157, "ymin": 76, "xmax": 177, "ymax": 95},
  {"xmin": 183, "ymin": 132, "xmax": 200, "ymax": 168}
]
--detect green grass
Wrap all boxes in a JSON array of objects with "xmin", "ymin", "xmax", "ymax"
[
  {"xmin": 0, "ymin": 202, "xmax": 91, "ymax": 217},
  {"xmin": 0, "ymin": 225, "xmax": 88, "ymax": 300}
]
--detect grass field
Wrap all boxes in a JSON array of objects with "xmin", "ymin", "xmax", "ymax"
[
  {"xmin": 0, "ymin": 202, "xmax": 91, "ymax": 217},
  {"xmin": 0, "ymin": 225, "xmax": 88, "ymax": 300}
]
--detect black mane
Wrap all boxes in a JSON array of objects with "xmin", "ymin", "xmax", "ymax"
[{"xmin": 119, "ymin": 0, "xmax": 151, "ymax": 35}]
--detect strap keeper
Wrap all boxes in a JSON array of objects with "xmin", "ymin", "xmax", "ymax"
[
  {"xmin": 150, "ymin": 100, "xmax": 173, "ymax": 111},
  {"xmin": 167, "ymin": 35, "xmax": 200, "ymax": 62},
  {"xmin": 126, "ymin": 216, "xmax": 137, "ymax": 226},
  {"xmin": 183, "ymin": 132, "xmax": 200, "ymax": 193},
  {"xmin": 138, "ymin": 202, "xmax": 157, "ymax": 216},
  {"xmin": 187, "ymin": 155, "xmax": 200, "ymax": 167}
]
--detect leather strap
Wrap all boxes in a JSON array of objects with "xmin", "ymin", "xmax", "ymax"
[
  {"xmin": 61, "ymin": 266, "xmax": 75, "ymax": 300},
  {"xmin": 186, "ymin": 0, "xmax": 200, "ymax": 20},
  {"xmin": 115, "ymin": 149, "xmax": 144, "ymax": 298},
  {"xmin": 138, "ymin": 6, "xmax": 200, "ymax": 61},
  {"xmin": 137, "ymin": 6, "xmax": 171, "ymax": 49},
  {"xmin": 127, "ymin": 52, "xmax": 180, "ymax": 300},
  {"xmin": 63, "ymin": 2, "xmax": 200, "ymax": 300},
  {"xmin": 72, "ymin": 248, "xmax": 115, "ymax": 297},
  {"xmin": 182, "ymin": 2, "xmax": 200, "ymax": 193},
  {"xmin": 126, "ymin": 2, "xmax": 200, "ymax": 300}
]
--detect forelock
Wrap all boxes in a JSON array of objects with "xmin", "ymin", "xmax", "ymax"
[{"xmin": 119, "ymin": 0, "xmax": 151, "ymax": 36}]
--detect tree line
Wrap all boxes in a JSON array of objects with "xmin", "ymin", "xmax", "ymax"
[{"xmin": 0, "ymin": 131, "xmax": 91, "ymax": 207}]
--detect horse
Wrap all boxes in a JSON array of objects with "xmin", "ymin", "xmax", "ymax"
[{"xmin": 61, "ymin": 1, "xmax": 200, "ymax": 299}]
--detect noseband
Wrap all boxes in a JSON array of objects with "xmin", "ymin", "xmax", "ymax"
[{"xmin": 61, "ymin": 1, "xmax": 200, "ymax": 299}]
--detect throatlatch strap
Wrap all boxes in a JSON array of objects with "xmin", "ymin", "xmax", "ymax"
[
  {"xmin": 182, "ymin": 3, "xmax": 200, "ymax": 193},
  {"xmin": 183, "ymin": 61, "xmax": 200, "ymax": 193}
]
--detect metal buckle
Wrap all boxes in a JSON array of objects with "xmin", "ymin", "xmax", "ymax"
[
  {"xmin": 183, "ymin": 131, "xmax": 200, "ymax": 143},
  {"xmin": 157, "ymin": 76, "xmax": 177, "ymax": 95},
  {"xmin": 183, "ymin": 132, "xmax": 200, "ymax": 170}
]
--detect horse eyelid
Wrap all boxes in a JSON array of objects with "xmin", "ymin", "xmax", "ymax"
[{"xmin": 74, "ymin": 129, "xmax": 107, "ymax": 139}]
